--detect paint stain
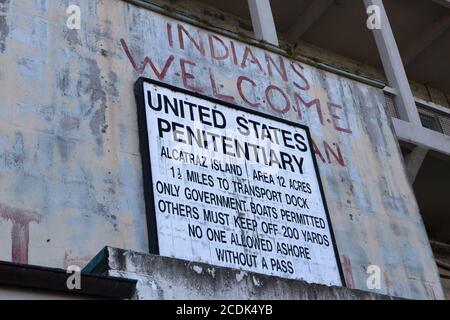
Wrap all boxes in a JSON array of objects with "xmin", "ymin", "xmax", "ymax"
[
  {"xmin": 0, "ymin": 0, "xmax": 9, "ymax": 53},
  {"xmin": 89, "ymin": 106, "xmax": 107, "ymax": 150},
  {"xmin": 59, "ymin": 114, "xmax": 80, "ymax": 132},
  {"xmin": 56, "ymin": 135, "xmax": 76, "ymax": 162},
  {"xmin": 86, "ymin": 59, "xmax": 107, "ymax": 107},
  {"xmin": 341, "ymin": 255, "xmax": 356, "ymax": 289},
  {"xmin": 57, "ymin": 68, "xmax": 71, "ymax": 95},
  {"xmin": 64, "ymin": 251, "xmax": 93, "ymax": 269},
  {"xmin": 77, "ymin": 58, "xmax": 107, "ymax": 115},
  {"xmin": 5, "ymin": 133, "xmax": 25, "ymax": 170},
  {"xmin": 64, "ymin": 28, "xmax": 81, "ymax": 48},
  {"xmin": 106, "ymin": 71, "xmax": 119, "ymax": 97},
  {"xmin": 0, "ymin": 203, "xmax": 41, "ymax": 264}
]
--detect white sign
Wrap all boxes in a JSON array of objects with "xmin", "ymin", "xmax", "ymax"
[{"xmin": 136, "ymin": 78, "xmax": 343, "ymax": 286}]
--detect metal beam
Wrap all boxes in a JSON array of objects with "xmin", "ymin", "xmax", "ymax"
[
  {"xmin": 403, "ymin": 11, "xmax": 450, "ymax": 64},
  {"xmin": 432, "ymin": 0, "xmax": 450, "ymax": 9},
  {"xmin": 247, "ymin": 0, "xmax": 279, "ymax": 46},
  {"xmin": 405, "ymin": 146, "xmax": 429, "ymax": 183},
  {"xmin": 286, "ymin": 0, "xmax": 334, "ymax": 44},
  {"xmin": 363, "ymin": 0, "xmax": 422, "ymax": 125}
]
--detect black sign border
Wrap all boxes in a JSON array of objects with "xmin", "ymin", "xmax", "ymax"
[{"xmin": 134, "ymin": 77, "xmax": 346, "ymax": 287}]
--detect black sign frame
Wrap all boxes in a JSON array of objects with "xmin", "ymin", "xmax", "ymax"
[{"xmin": 134, "ymin": 77, "xmax": 346, "ymax": 287}]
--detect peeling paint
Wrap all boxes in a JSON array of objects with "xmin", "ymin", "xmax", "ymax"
[
  {"xmin": 252, "ymin": 276, "xmax": 262, "ymax": 287},
  {"xmin": 0, "ymin": 0, "xmax": 9, "ymax": 53},
  {"xmin": 236, "ymin": 271, "xmax": 247, "ymax": 282},
  {"xmin": 64, "ymin": 29, "xmax": 81, "ymax": 48},
  {"xmin": 207, "ymin": 267, "xmax": 216, "ymax": 278},
  {"xmin": 0, "ymin": 0, "xmax": 443, "ymax": 300},
  {"xmin": 192, "ymin": 265, "xmax": 203, "ymax": 274}
]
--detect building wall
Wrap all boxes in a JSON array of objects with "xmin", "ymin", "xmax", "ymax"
[
  {"xmin": 0, "ymin": 0, "xmax": 444, "ymax": 299},
  {"xmin": 132, "ymin": 0, "xmax": 450, "ymax": 110}
]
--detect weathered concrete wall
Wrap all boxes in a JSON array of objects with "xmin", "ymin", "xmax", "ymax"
[
  {"xmin": 134, "ymin": 0, "xmax": 450, "ymax": 109},
  {"xmin": 0, "ymin": 0, "xmax": 444, "ymax": 299},
  {"xmin": 0, "ymin": 0, "xmax": 150, "ymax": 268},
  {"xmin": 87, "ymin": 247, "xmax": 395, "ymax": 300}
]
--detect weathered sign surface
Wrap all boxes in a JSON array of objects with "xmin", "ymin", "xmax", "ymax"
[
  {"xmin": 0, "ymin": 0, "xmax": 443, "ymax": 299},
  {"xmin": 136, "ymin": 79, "xmax": 343, "ymax": 285}
]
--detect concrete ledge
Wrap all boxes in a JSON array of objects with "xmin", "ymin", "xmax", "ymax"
[{"xmin": 84, "ymin": 247, "xmax": 397, "ymax": 300}]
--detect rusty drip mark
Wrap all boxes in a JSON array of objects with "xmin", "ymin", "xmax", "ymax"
[
  {"xmin": 341, "ymin": 255, "xmax": 356, "ymax": 289},
  {"xmin": 0, "ymin": 203, "xmax": 41, "ymax": 264}
]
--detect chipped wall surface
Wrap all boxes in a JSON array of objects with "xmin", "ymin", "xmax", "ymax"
[
  {"xmin": 97, "ymin": 247, "xmax": 396, "ymax": 300},
  {"xmin": 0, "ymin": 0, "xmax": 444, "ymax": 299}
]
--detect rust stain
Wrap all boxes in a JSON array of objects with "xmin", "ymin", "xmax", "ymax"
[
  {"xmin": 0, "ymin": 203, "xmax": 41, "ymax": 264},
  {"xmin": 63, "ymin": 251, "xmax": 93, "ymax": 269},
  {"xmin": 341, "ymin": 255, "xmax": 356, "ymax": 289}
]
